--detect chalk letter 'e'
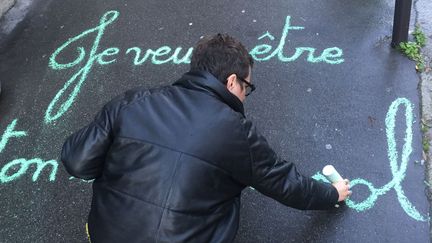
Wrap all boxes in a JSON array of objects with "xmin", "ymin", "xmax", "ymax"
[
  {"xmin": 318, "ymin": 47, "xmax": 344, "ymax": 65},
  {"xmin": 97, "ymin": 47, "xmax": 120, "ymax": 65}
]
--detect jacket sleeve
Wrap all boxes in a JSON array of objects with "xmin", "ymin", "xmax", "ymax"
[
  {"xmin": 245, "ymin": 121, "xmax": 339, "ymax": 210},
  {"xmin": 61, "ymin": 107, "xmax": 113, "ymax": 180}
]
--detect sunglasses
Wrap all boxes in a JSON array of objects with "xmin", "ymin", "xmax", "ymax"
[{"xmin": 237, "ymin": 76, "xmax": 256, "ymax": 96}]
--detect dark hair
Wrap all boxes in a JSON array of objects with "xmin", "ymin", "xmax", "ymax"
[{"xmin": 190, "ymin": 33, "xmax": 254, "ymax": 84}]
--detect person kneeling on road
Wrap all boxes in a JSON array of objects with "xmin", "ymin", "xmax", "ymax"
[{"xmin": 61, "ymin": 33, "xmax": 351, "ymax": 243}]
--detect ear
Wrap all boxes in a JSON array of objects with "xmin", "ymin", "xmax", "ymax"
[{"xmin": 225, "ymin": 74, "xmax": 237, "ymax": 91}]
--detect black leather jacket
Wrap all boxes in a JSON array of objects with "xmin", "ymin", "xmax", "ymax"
[{"xmin": 61, "ymin": 71, "xmax": 338, "ymax": 243}]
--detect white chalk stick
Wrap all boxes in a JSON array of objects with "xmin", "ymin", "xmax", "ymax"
[{"xmin": 322, "ymin": 165, "xmax": 343, "ymax": 183}]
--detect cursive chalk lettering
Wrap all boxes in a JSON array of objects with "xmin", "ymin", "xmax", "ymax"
[
  {"xmin": 45, "ymin": 10, "xmax": 345, "ymax": 123},
  {"xmin": 0, "ymin": 119, "xmax": 59, "ymax": 183},
  {"xmin": 313, "ymin": 98, "xmax": 428, "ymax": 222},
  {"xmin": 0, "ymin": 119, "xmax": 27, "ymax": 153},
  {"xmin": 46, "ymin": 10, "xmax": 120, "ymax": 124},
  {"xmin": 250, "ymin": 17, "xmax": 344, "ymax": 64},
  {"xmin": 125, "ymin": 46, "xmax": 193, "ymax": 65},
  {"xmin": 0, "ymin": 158, "xmax": 58, "ymax": 183}
]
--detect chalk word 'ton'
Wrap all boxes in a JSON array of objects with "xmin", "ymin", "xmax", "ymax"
[{"xmin": 0, "ymin": 119, "xmax": 58, "ymax": 183}]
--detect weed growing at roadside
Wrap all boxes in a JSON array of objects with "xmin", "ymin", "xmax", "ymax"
[
  {"xmin": 422, "ymin": 123, "xmax": 430, "ymax": 153},
  {"xmin": 423, "ymin": 138, "xmax": 430, "ymax": 153},
  {"xmin": 413, "ymin": 26, "xmax": 426, "ymax": 48},
  {"xmin": 398, "ymin": 25, "xmax": 427, "ymax": 72}
]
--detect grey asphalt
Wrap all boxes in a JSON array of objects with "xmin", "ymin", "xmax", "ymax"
[{"xmin": 0, "ymin": 0, "xmax": 430, "ymax": 242}]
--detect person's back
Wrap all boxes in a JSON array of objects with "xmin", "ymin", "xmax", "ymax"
[
  {"xmin": 61, "ymin": 34, "xmax": 351, "ymax": 243},
  {"xmin": 69, "ymin": 71, "xmax": 252, "ymax": 242}
]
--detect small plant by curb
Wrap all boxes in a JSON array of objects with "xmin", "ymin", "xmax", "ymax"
[
  {"xmin": 422, "ymin": 123, "xmax": 430, "ymax": 155},
  {"xmin": 398, "ymin": 25, "xmax": 427, "ymax": 72},
  {"xmin": 423, "ymin": 136, "xmax": 430, "ymax": 154}
]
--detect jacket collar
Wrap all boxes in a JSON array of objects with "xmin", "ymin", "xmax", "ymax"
[{"xmin": 173, "ymin": 71, "xmax": 245, "ymax": 116}]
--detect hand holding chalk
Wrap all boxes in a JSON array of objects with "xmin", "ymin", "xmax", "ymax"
[
  {"xmin": 323, "ymin": 165, "xmax": 352, "ymax": 202},
  {"xmin": 322, "ymin": 165, "xmax": 343, "ymax": 183}
]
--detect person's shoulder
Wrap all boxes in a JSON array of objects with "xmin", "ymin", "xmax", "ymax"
[
  {"xmin": 106, "ymin": 85, "xmax": 171, "ymax": 109},
  {"xmin": 123, "ymin": 85, "xmax": 170, "ymax": 103},
  {"xmin": 238, "ymin": 117, "xmax": 264, "ymax": 141},
  {"xmin": 103, "ymin": 86, "xmax": 170, "ymax": 115},
  {"xmin": 238, "ymin": 116, "xmax": 254, "ymax": 130}
]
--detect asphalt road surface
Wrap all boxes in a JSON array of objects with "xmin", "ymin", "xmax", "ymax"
[{"xmin": 0, "ymin": 0, "xmax": 429, "ymax": 242}]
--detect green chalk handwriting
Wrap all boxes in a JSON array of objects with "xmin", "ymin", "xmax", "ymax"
[
  {"xmin": 0, "ymin": 119, "xmax": 27, "ymax": 153},
  {"xmin": 0, "ymin": 119, "xmax": 58, "ymax": 183},
  {"xmin": 0, "ymin": 158, "xmax": 58, "ymax": 183},
  {"xmin": 46, "ymin": 10, "xmax": 344, "ymax": 123},
  {"xmin": 0, "ymin": 98, "xmax": 428, "ymax": 222},
  {"xmin": 125, "ymin": 46, "xmax": 193, "ymax": 65},
  {"xmin": 45, "ymin": 10, "xmax": 120, "ymax": 124},
  {"xmin": 250, "ymin": 16, "xmax": 344, "ymax": 64},
  {"xmin": 313, "ymin": 98, "xmax": 428, "ymax": 222}
]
